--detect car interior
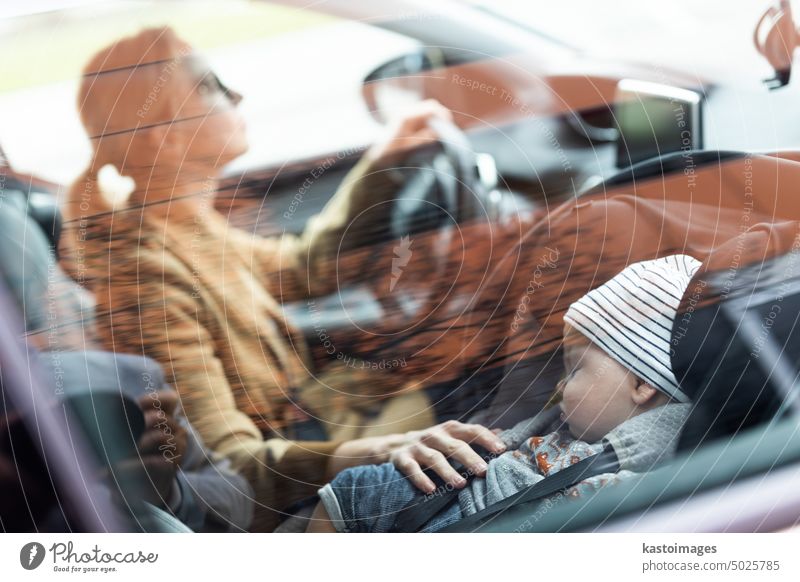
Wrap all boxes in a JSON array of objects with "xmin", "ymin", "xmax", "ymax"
[{"xmin": 2, "ymin": 0, "xmax": 800, "ymax": 534}]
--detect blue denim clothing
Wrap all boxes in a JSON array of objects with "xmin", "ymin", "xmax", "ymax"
[
  {"xmin": 319, "ymin": 404, "xmax": 692, "ymax": 533},
  {"xmin": 318, "ymin": 462, "xmax": 462, "ymax": 533}
]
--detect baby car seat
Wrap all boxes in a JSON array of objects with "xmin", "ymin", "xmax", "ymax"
[{"xmin": 672, "ymin": 244, "xmax": 800, "ymax": 451}]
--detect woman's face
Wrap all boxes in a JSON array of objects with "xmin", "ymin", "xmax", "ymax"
[
  {"xmin": 177, "ymin": 55, "xmax": 249, "ymax": 167},
  {"xmin": 80, "ymin": 30, "xmax": 250, "ymax": 186}
]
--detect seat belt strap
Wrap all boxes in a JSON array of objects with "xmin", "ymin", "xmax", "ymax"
[
  {"xmin": 391, "ymin": 447, "xmax": 618, "ymax": 533},
  {"xmin": 440, "ymin": 447, "xmax": 620, "ymax": 532},
  {"xmin": 389, "ymin": 445, "xmax": 496, "ymax": 533}
]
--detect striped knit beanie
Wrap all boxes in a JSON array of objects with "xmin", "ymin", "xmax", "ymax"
[{"xmin": 563, "ymin": 254, "xmax": 701, "ymax": 402}]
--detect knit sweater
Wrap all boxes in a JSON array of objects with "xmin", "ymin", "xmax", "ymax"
[
  {"xmin": 71, "ymin": 156, "xmax": 425, "ymax": 531},
  {"xmin": 459, "ymin": 403, "xmax": 691, "ymax": 517}
]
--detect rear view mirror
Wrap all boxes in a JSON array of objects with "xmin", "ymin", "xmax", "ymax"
[
  {"xmin": 754, "ymin": 0, "xmax": 799, "ymax": 88},
  {"xmin": 362, "ymin": 48, "xmax": 446, "ymax": 123}
]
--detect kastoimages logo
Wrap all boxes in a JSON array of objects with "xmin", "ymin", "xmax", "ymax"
[{"xmin": 20, "ymin": 542, "xmax": 46, "ymax": 570}]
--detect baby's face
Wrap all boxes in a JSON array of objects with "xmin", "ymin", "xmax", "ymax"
[{"xmin": 557, "ymin": 324, "xmax": 640, "ymax": 442}]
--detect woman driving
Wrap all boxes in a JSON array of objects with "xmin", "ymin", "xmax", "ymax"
[{"xmin": 63, "ymin": 27, "xmax": 505, "ymax": 531}]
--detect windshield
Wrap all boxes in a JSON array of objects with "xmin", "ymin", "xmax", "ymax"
[
  {"xmin": 468, "ymin": 0, "xmax": 775, "ymax": 82},
  {"xmin": 0, "ymin": 0, "xmax": 414, "ymax": 183}
]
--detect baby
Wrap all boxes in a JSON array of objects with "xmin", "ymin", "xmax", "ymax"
[{"xmin": 307, "ymin": 254, "xmax": 700, "ymax": 533}]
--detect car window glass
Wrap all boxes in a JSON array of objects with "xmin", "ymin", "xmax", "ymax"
[{"xmin": 0, "ymin": 0, "xmax": 418, "ymax": 183}]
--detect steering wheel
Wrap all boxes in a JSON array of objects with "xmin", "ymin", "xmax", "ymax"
[
  {"xmin": 389, "ymin": 117, "xmax": 496, "ymax": 240},
  {"xmin": 362, "ymin": 118, "xmax": 500, "ymax": 337}
]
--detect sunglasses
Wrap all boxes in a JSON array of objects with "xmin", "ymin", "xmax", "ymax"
[{"xmin": 196, "ymin": 70, "xmax": 238, "ymax": 103}]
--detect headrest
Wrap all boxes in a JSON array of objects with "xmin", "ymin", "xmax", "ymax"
[
  {"xmin": 0, "ymin": 189, "xmax": 88, "ymax": 334},
  {"xmin": 0, "ymin": 172, "xmax": 62, "ymax": 252},
  {"xmin": 0, "ymin": 198, "xmax": 54, "ymax": 331}
]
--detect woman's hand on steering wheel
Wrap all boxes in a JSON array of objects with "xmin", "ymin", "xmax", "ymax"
[
  {"xmin": 366, "ymin": 99, "xmax": 453, "ymax": 165},
  {"xmin": 387, "ymin": 420, "xmax": 506, "ymax": 493}
]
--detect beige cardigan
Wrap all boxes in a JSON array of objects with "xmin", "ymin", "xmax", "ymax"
[{"xmin": 75, "ymin": 157, "xmax": 429, "ymax": 531}]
